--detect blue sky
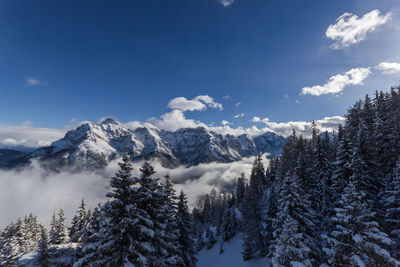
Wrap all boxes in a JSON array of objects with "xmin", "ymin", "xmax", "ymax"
[{"xmin": 0, "ymin": 0, "xmax": 400, "ymax": 141}]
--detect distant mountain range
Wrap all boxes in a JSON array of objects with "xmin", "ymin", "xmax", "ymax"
[{"xmin": 0, "ymin": 118, "xmax": 287, "ymax": 171}]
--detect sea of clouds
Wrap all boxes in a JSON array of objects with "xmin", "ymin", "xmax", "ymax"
[{"xmin": 0, "ymin": 155, "xmax": 266, "ymax": 228}]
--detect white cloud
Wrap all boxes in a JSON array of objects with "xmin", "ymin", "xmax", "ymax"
[
  {"xmin": 301, "ymin": 67, "xmax": 371, "ymax": 96},
  {"xmin": 221, "ymin": 120, "xmax": 231, "ymax": 126},
  {"xmin": 219, "ymin": 0, "xmax": 234, "ymax": 7},
  {"xmin": 234, "ymin": 101, "xmax": 241, "ymax": 107},
  {"xmin": 326, "ymin": 9, "xmax": 391, "ymax": 49},
  {"xmin": 234, "ymin": 113, "xmax": 245, "ymax": 119},
  {"xmin": 0, "ymin": 125, "xmax": 66, "ymax": 149},
  {"xmin": 167, "ymin": 97, "xmax": 206, "ymax": 111},
  {"xmin": 25, "ymin": 77, "xmax": 41, "ymax": 86},
  {"xmin": 167, "ymin": 95, "xmax": 223, "ymax": 112},
  {"xmin": 146, "ymin": 110, "xmax": 207, "ymax": 132},
  {"xmin": 222, "ymin": 95, "xmax": 231, "ymax": 100},
  {"xmin": 376, "ymin": 62, "xmax": 400, "ymax": 74},
  {"xmin": 194, "ymin": 95, "xmax": 223, "ymax": 110},
  {"xmin": 252, "ymin": 115, "xmax": 345, "ymax": 137}
]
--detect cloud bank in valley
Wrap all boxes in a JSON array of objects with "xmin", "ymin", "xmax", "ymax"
[{"xmin": 0, "ymin": 155, "xmax": 262, "ymax": 228}]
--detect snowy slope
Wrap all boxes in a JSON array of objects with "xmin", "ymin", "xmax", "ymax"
[
  {"xmin": 1, "ymin": 118, "xmax": 286, "ymax": 171},
  {"xmin": 197, "ymin": 234, "xmax": 269, "ymax": 267}
]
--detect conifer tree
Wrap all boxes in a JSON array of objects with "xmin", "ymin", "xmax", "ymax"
[
  {"xmin": 162, "ymin": 173, "xmax": 181, "ymax": 266},
  {"xmin": 235, "ymin": 173, "xmax": 246, "ymax": 206},
  {"xmin": 271, "ymin": 173, "xmax": 320, "ymax": 266},
  {"xmin": 326, "ymin": 179, "xmax": 398, "ymax": 266},
  {"xmin": 37, "ymin": 227, "xmax": 50, "ymax": 266},
  {"xmin": 382, "ymin": 160, "xmax": 400, "ymax": 257},
  {"xmin": 76, "ymin": 153, "xmax": 137, "ymax": 266},
  {"xmin": 69, "ymin": 198, "xmax": 88, "ymax": 243},
  {"xmin": 54, "ymin": 209, "xmax": 69, "ymax": 244},
  {"xmin": 49, "ymin": 212, "xmax": 57, "ymax": 245},
  {"xmin": 221, "ymin": 207, "xmax": 236, "ymax": 241},
  {"xmin": 175, "ymin": 190, "xmax": 197, "ymax": 267},
  {"xmin": 240, "ymin": 155, "xmax": 267, "ymax": 258}
]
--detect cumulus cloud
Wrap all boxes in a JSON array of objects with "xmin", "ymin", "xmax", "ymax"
[
  {"xmin": 234, "ymin": 113, "xmax": 245, "ymax": 119},
  {"xmin": 219, "ymin": 0, "xmax": 234, "ymax": 7},
  {"xmin": 146, "ymin": 110, "xmax": 207, "ymax": 132},
  {"xmin": 252, "ymin": 116, "xmax": 345, "ymax": 137},
  {"xmin": 376, "ymin": 62, "xmax": 400, "ymax": 74},
  {"xmin": 167, "ymin": 95, "xmax": 223, "ymax": 112},
  {"xmin": 234, "ymin": 102, "xmax": 242, "ymax": 107},
  {"xmin": 301, "ymin": 67, "xmax": 371, "ymax": 96},
  {"xmin": 326, "ymin": 9, "xmax": 391, "ymax": 49},
  {"xmin": 222, "ymin": 95, "xmax": 231, "ymax": 100},
  {"xmin": 25, "ymin": 77, "xmax": 41, "ymax": 86},
  {"xmin": 0, "ymin": 155, "xmax": 262, "ymax": 227}
]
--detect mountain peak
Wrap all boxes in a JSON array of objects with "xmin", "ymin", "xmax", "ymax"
[{"xmin": 100, "ymin": 118, "xmax": 118, "ymax": 125}]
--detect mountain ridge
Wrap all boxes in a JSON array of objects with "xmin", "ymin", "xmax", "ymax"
[{"xmin": 0, "ymin": 118, "xmax": 286, "ymax": 171}]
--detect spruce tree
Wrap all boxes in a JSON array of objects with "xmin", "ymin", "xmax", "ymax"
[
  {"xmin": 326, "ymin": 179, "xmax": 398, "ymax": 266},
  {"xmin": 69, "ymin": 198, "xmax": 88, "ymax": 243},
  {"xmin": 49, "ymin": 212, "xmax": 57, "ymax": 245},
  {"xmin": 175, "ymin": 190, "xmax": 197, "ymax": 267},
  {"xmin": 37, "ymin": 227, "xmax": 50, "ymax": 266},
  {"xmin": 271, "ymin": 173, "xmax": 320, "ymax": 266},
  {"xmin": 76, "ymin": 153, "xmax": 137, "ymax": 266},
  {"xmin": 221, "ymin": 207, "xmax": 236, "ymax": 241},
  {"xmin": 235, "ymin": 173, "xmax": 246, "ymax": 206},
  {"xmin": 382, "ymin": 160, "xmax": 400, "ymax": 257},
  {"xmin": 55, "ymin": 209, "xmax": 69, "ymax": 244},
  {"xmin": 240, "ymin": 155, "xmax": 267, "ymax": 258}
]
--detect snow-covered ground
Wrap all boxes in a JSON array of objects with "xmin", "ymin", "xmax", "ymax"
[{"xmin": 197, "ymin": 234, "xmax": 269, "ymax": 267}]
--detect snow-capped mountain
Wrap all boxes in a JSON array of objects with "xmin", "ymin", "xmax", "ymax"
[{"xmin": 1, "ymin": 118, "xmax": 286, "ymax": 171}]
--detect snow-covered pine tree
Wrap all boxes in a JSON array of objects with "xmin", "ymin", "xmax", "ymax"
[
  {"xmin": 326, "ymin": 179, "xmax": 398, "ymax": 266},
  {"xmin": 240, "ymin": 154, "xmax": 267, "ymax": 259},
  {"xmin": 202, "ymin": 195, "xmax": 212, "ymax": 226},
  {"xmin": 175, "ymin": 190, "xmax": 197, "ymax": 267},
  {"xmin": 54, "ymin": 209, "xmax": 69, "ymax": 244},
  {"xmin": 49, "ymin": 212, "xmax": 57, "ymax": 245},
  {"xmin": 272, "ymin": 215, "xmax": 312, "ymax": 267},
  {"xmin": 37, "ymin": 227, "xmax": 50, "ymax": 266},
  {"xmin": 235, "ymin": 173, "xmax": 246, "ymax": 206},
  {"xmin": 69, "ymin": 198, "xmax": 88, "ymax": 243},
  {"xmin": 21, "ymin": 213, "xmax": 42, "ymax": 255},
  {"xmin": 221, "ymin": 207, "xmax": 236, "ymax": 241},
  {"xmin": 130, "ymin": 162, "xmax": 170, "ymax": 266},
  {"xmin": 0, "ymin": 218, "xmax": 28, "ymax": 265},
  {"xmin": 160, "ymin": 173, "xmax": 179, "ymax": 265},
  {"xmin": 332, "ymin": 125, "xmax": 352, "ymax": 205},
  {"xmin": 309, "ymin": 134, "xmax": 332, "ymax": 230},
  {"xmin": 75, "ymin": 153, "xmax": 137, "ymax": 266},
  {"xmin": 74, "ymin": 203, "xmax": 104, "ymax": 266},
  {"xmin": 271, "ymin": 172, "xmax": 320, "ymax": 266},
  {"xmin": 382, "ymin": 159, "xmax": 400, "ymax": 258}
]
